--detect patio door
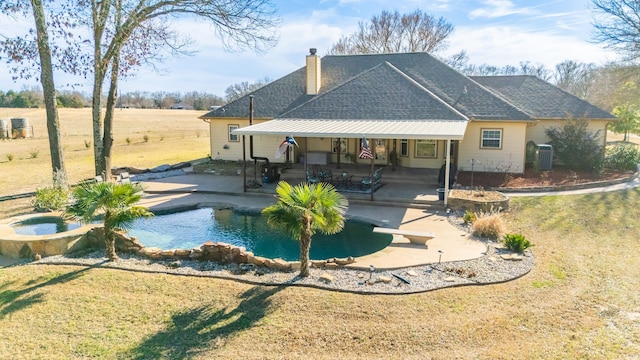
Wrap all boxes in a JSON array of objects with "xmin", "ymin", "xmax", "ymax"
[{"xmin": 373, "ymin": 139, "xmax": 387, "ymax": 165}]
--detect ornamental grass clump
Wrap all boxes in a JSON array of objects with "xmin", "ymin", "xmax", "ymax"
[
  {"xmin": 503, "ymin": 233, "xmax": 534, "ymax": 253},
  {"xmin": 471, "ymin": 213, "xmax": 505, "ymax": 240}
]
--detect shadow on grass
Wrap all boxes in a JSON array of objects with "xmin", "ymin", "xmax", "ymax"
[
  {"xmin": 0, "ymin": 266, "xmax": 92, "ymax": 319},
  {"xmin": 125, "ymin": 285, "xmax": 285, "ymax": 359}
]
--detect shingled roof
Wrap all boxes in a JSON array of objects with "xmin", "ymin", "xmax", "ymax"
[
  {"xmin": 200, "ymin": 52, "xmax": 613, "ymax": 122},
  {"xmin": 471, "ymin": 75, "xmax": 615, "ymax": 120}
]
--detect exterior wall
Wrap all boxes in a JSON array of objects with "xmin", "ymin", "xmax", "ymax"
[
  {"xmin": 400, "ymin": 139, "xmax": 447, "ymax": 169},
  {"xmin": 458, "ymin": 121, "xmax": 528, "ymax": 174},
  {"xmin": 209, "ymin": 118, "xmax": 300, "ymax": 163},
  {"xmin": 525, "ymin": 119, "xmax": 610, "ymax": 147}
]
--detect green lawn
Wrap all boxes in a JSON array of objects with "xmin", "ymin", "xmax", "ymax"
[{"xmin": 1, "ymin": 189, "xmax": 639, "ymax": 359}]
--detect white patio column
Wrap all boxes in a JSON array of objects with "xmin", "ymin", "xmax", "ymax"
[{"xmin": 444, "ymin": 139, "xmax": 451, "ymax": 206}]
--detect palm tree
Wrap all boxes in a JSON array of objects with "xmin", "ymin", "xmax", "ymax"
[
  {"xmin": 262, "ymin": 181, "xmax": 348, "ymax": 277},
  {"xmin": 65, "ymin": 181, "xmax": 152, "ymax": 261}
]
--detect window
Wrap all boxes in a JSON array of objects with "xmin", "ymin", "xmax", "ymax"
[
  {"xmin": 481, "ymin": 129, "xmax": 502, "ymax": 149},
  {"xmin": 228, "ymin": 124, "xmax": 239, "ymax": 142},
  {"xmin": 332, "ymin": 138, "xmax": 348, "ymax": 153},
  {"xmin": 415, "ymin": 139, "xmax": 437, "ymax": 158},
  {"xmin": 400, "ymin": 139, "xmax": 409, "ymax": 157}
]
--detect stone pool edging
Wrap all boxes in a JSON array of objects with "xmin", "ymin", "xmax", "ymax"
[
  {"xmin": 0, "ymin": 212, "xmax": 100, "ymax": 259},
  {"xmin": 91, "ymin": 227, "xmax": 358, "ymax": 272}
]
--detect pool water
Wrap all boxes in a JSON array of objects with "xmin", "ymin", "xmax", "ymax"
[
  {"xmin": 128, "ymin": 208, "xmax": 392, "ymax": 261},
  {"xmin": 12, "ymin": 216, "xmax": 83, "ymax": 236}
]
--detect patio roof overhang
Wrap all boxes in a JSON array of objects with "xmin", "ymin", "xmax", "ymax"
[{"xmin": 232, "ymin": 118, "xmax": 468, "ymax": 140}]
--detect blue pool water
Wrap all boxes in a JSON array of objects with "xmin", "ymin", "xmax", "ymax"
[
  {"xmin": 128, "ymin": 208, "xmax": 391, "ymax": 261},
  {"xmin": 12, "ymin": 216, "xmax": 82, "ymax": 236}
]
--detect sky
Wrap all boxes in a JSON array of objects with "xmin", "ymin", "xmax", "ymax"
[{"xmin": 0, "ymin": 0, "xmax": 619, "ymax": 97}]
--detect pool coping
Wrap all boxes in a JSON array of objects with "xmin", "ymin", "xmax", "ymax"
[{"xmin": 0, "ymin": 212, "xmax": 101, "ymax": 259}]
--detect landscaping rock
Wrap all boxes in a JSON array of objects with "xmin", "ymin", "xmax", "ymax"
[
  {"xmin": 500, "ymin": 254, "xmax": 523, "ymax": 261},
  {"xmin": 334, "ymin": 256, "xmax": 356, "ymax": 265},
  {"xmin": 378, "ymin": 275, "xmax": 392, "ymax": 284},
  {"xmin": 150, "ymin": 164, "xmax": 171, "ymax": 173},
  {"xmin": 167, "ymin": 260, "xmax": 181, "ymax": 269},
  {"xmin": 267, "ymin": 258, "xmax": 291, "ymax": 271},
  {"xmin": 444, "ymin": 276, "xmax": 457, "ymax": 282},
  {"xmin": 406, "ymin": 270, "xmax": 418, "ymax": 277},
  {"xmin": 311, "ymin": 260, "xmax": 327, "ymax": 268},
  {"xmin": 319, "ymin": 273, "xmax": 334, "ymax": 282},
  {"xmin": 174, "ymin": 249, "xmax": 191, "ymax": 259},
  {"xmin": 161, "ymin": 249, "xmax": 176, "ymax": 258}
]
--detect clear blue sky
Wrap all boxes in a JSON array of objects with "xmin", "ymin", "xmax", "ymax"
[{"xmin": 0, "ymin": 0, "xmax": 618, "ymax": 97}]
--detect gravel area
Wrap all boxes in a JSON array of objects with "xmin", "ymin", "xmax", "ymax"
[{"xmin": 30, "ymin": 240, "xmax": 533, "ymax": 295}]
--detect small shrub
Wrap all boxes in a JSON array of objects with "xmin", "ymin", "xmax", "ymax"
[
  {"xmin": 159, "ymin": 135, "xmax": 164, "ymax": 141},
  {"xmin": 143, "ymin": 134, "xmax": 149, "ymax": 142},
  {"xmin": 605, "ymin": 143, "xmax": 640, "ymax": 171},
  {"xmin": 503, "ymin": 233, "xmax": 533, "ymax": 253},
  {"xmin": 545, "ymin": 116, "xmax": 604, "ymax": 172},
  {"xmin": 462, "ymin": 210, "xmax": 477, "ymax": 224},
  {"xmin": 32, "ymin": 170, "xmax": 69, "ymax": 212},
  {"xmin": 126, "ymin": 137, "xmax": 131, "ymax": 145},
  {"xmin": 33, "ymin": 186, "xmax": 69, "ymax": 212},
  {"xmin": 84, "ymin": 139, "xmax": 91, "ymax": 149},
  {"xmin": 30, "ymin": 150, "xmax": 39, "ymax": 159},
  {"xmin": 471, "ymin": 213, "xmax": 505, "ymax": 240},
  {"xmin": 6, "ymin": 154, "xmax": 14, "ymax": 161}
]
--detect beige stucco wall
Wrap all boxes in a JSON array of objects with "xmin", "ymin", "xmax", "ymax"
[
  {"xmin": 208, "ymin": 118, "xmax": 301, "ymax": 162},
  {"xmin": 210, "ymin": 118, "xmax": 615, "ymax": 174},
  {"xmin": 458, "ymin": 121, "xmax": 528, "ymax": 173},
  {"xmin": 525, "ymin": 119, "xmax": 610, "ymax": 147},
  {"xmin": 208, "ymin": 118, "xmax": 457, "ymax": 169}
]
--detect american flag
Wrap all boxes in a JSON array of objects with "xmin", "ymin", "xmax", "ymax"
[{"xmin": 359, "ymin": 137, "xmax": 373, "ymax": 159}]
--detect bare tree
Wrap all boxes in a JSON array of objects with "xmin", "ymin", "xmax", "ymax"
[
  {"xmin": 328, "ymin": 9, "xmax": 454, "ymax": 55},
  {"xmin": 84, "ymin": 0, "xmax": 279, "ymax": 176},
  {"xmin": 2, "ymin": 0, "xmax": 279, "ymax": 177},
  {"xmin": 592, "ymin": 0, "xmax": 640, "ymax": 62},
  {"xmin": 0, "ymin": 1, "xmax": 68, "ymax": 186},
  {"xmin": 225, "ymin": 77, "xmax": 271, "ymax": 102},
  {"xmin": 554, "ymin": 60, "xmax": 597, "ymax": 99}
]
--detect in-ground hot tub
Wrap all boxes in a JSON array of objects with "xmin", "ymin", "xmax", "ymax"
[{"xmin": 0, "ymin": 212, "xmax": 101, "ymax": 258}]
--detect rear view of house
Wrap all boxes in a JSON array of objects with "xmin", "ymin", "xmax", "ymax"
[{"xmin": 200, "ymin": 50, "xmax": 614, "ymax": 174}]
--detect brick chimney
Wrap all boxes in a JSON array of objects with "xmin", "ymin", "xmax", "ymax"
[{"xmin": 306, "ymin": 48, "xmax": 321, "ymax": 95}]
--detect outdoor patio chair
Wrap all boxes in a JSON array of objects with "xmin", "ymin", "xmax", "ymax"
[
  {"xmin": 360, "ymin": 167, "xmax": 383, "ymax": 189},
  {"xmin": 319, "ymin": 168, "xmax": 333, "ymax": 182},
  {"xmin": 306, "ymin": 169, "xmax": 320, "ymax": 184}
]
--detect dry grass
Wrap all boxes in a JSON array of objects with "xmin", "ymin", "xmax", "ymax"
[
  {"xmin": 0, "ymin": 108, "xmax": 209, "ymax": 196},
  {"xmin": 0, "ymin": 110, "xmax": 639, "ymax": 358},
  {"xmin": 471, "ymin": 213, "xmax": 506, "ymax": 240},
  {"xmin": 0, "ymin": 190, "xmax": 639, "ymax": 358}
]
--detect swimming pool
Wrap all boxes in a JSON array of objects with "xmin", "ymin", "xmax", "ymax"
[
  {"xmin": 128, "ymin": 208, "xmax": 391, "ymax": 261},
  {"xmin": 11, "ymin": 216, "xmax": 83, "ymax": 236}
]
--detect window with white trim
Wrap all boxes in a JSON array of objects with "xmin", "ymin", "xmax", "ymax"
[
  {"xmin": 481, "ymin": 129, "xmax": 502, "ymax": 149},
  {"xmin": 228, "ymin": 125, "xmax": 239, "ymax": 142},
  {"xmin": 415, "ymin": 139, "xmax": 437, "ymax": 158}
]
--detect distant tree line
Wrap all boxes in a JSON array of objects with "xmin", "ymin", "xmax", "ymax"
[{"xmin": 0, "ymin": 88, "xmax": 226, "ymax": 110}]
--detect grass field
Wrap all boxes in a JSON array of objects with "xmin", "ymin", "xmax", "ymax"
[
  {"xmin": 0, "ymin": 190, "xmax": 638, "ymax": 359},
  {"xmin": 0, "ymin": 108, "xmax": 210, "ymax": 196},
  {"xmin": 0, "ymin": 108, "xmax": 639, "ymax": 358}
]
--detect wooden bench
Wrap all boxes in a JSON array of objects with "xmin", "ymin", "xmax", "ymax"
[{"xmin": 373, "ymin": 227, "xmax": 435, "ymax": 245}]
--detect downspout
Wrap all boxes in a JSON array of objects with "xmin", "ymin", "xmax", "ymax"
[{"xmin": 248, "ymin": 95, "xmax": 269, "ymax": 183}]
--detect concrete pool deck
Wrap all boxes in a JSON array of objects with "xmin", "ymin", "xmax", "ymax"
[{"xmin": 137, "ymin": 173, "xmax": 487, "ymax": 270}]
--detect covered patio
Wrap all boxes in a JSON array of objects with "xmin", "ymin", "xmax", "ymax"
[{"xmin": 232, "ymin": 114, "xmax": 468, "ymax": 205}]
